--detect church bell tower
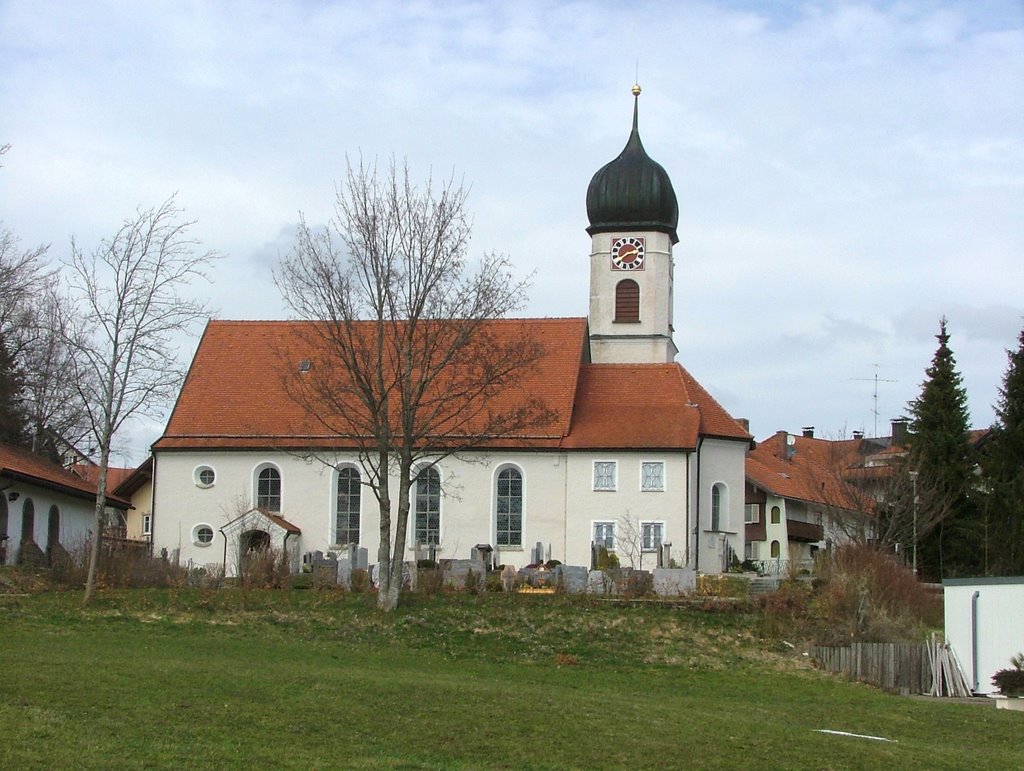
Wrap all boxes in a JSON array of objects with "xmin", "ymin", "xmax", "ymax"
[{"xmin": 586, "ymin": 85, "xmax": 679, "ymax": 364}]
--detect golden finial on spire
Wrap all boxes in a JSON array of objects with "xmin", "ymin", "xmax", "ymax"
[{"xmin": 631, "ymin": 82, "xmax": 642, "ymax": 97}]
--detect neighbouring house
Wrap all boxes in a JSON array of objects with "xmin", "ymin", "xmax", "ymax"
[
  {"xmin": 149, "ymin": 89, "xmax": 752, "ymax": 578},
  {"xmin": 112, "ymin": 457, "xmax": 154, "ymax": 542},
  {"xmin": 745, "ymin": 429, "xmax": 873, "ymax": 574},
  {"xmin": 72, "ymin": 462, "xmax": 138, "ymax": 539},
  {"xmin": 0, "ymin": 440, "xmax": 130, "ymax": 567},
  {"xmin": 944, "ymin": 577, "xmax": 1024, "ymax": 695}
]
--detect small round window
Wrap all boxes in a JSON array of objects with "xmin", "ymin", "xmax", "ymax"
[
  {"xmin": 194, "ymin": 466, "xmax": 216, "ymax": 488},
  {"xmin": 192, "ymin": 524, "xmax": 215, "ymax": 546}
]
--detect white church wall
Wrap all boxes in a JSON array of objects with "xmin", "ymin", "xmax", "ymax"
[
  {"xmin": 152, "ymin": 448, "xmax": 704, "ymax": 574},
  {"xmin": 694, "ymin": 437, "xmax": 747, "ymax": 573},
  {"xmin": 563, "ymin": 451, "xmax": 689, "ymax": 569}
]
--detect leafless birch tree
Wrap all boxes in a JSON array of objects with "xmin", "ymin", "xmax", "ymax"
[
  {"xmin": 276, "ymin": 158, "xmax": 547, "ymax": 612},
  {"xmin": 63, "ymin": 196, "xmax": 217, "ymax": 604}
]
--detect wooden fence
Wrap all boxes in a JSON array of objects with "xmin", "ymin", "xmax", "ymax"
[{"xmin": 811, "ymin": 642, "xmax": 933, "ymax": 694}]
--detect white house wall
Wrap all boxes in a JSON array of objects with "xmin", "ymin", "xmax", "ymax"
[
  {"xmin": 152, "ymin": 448, "xmax": 697, "ymax": 573},
  {"xmin": 944, "ymin": 578, "xmax": 1024, "ymax": 695},
  {"xmin": 692, "ymin": 438, "xmax": 747, "ymax": 573},
  {"xmin": 0, "ymin": 483, "xmax": 97, "ymax": 565}
]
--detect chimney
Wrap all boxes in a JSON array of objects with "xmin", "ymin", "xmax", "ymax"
[
  {"xmin": 736, "ymin": 417, "xmax": 750, "ymax": 433},
  {"xmin": 802, "ymin": 426, "xmax": 815, "ymax": 438},
  {"xmin": 852, "ymin": 430, "xmax": 864, "ymax": 440},
  {"xmin": 891, "ymin": 418, "xmax": 909, "ymax": 446}
]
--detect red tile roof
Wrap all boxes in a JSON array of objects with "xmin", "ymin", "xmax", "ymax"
[
  {"xmin": 746, "ymin": 432, "xmax": 867, "ymax": 513},
  {"xmin": 72, "ymin": 463, "xmax": 136, "ymax": 494},
  {"xmin": 0, "ymin": 442, "xmax": 129, "ymax": 509},
  {"xmin": 154, "ymin": 318, "xmax": 750, "ymax": 453}
]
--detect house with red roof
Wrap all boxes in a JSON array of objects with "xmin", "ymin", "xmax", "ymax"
[
  {"xmin": 0, "ymin": 440, "xmax": 129, "ymax": 566},
  {"xmin": 149, "ymin": 88, "xmax": 752, "ymax": 576}
]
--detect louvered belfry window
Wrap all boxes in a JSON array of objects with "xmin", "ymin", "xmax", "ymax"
[{"xmin": 615, "ymin": 279, "xmax": 640, "ymax": 322}]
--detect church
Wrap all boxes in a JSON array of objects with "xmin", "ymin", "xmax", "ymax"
[{"xmin": 150, "ymin": 87, "xmax": 752, "ymax": 576}]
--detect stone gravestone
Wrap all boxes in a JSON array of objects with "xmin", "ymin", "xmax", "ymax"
[
  {"xmin": 354, "ymin": 547, "xmax": 369, "ymax": 570},
  {"xmin": 500, "ymin": 564, "xmax": 517, "ymax": 591},
  {"xmin": 336, "ymin": 556, "xmax": 353, "ymax": 589},
  {"xmin": 554, "ymin": 565, "xmax": 588, "ymax": 594},
  {"xmin": 444, "ymin": 559, "xmax": 486, "ymax": 589},
  {"xmin": 587, "ymin": 569, "xmax": 612, "ymax": 596},
  {"xmin": 652, "ymin": 567, "xmax": 696, "ymax": 596}
]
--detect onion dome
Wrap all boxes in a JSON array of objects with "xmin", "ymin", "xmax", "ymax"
[{"xmin": 586, "ymin": 85, "xmax": 679, "ymax": 244}]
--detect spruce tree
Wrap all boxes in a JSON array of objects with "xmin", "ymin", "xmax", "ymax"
[
  {"xmin": 0, "ymin": 333, "xmax": 29, "ymax": 447},
  {"xmin": 907, "ymin": 318, "xmax": 980, "ymax": 579},
  {"xmin": 982, "ymin": 327, "xmax": 1024, "ymax": 575}
]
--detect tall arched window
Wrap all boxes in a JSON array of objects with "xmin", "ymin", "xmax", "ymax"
[
  {"xmin": 0, "ymin": 496, "xmax": 8, "ymax": 564},
  {"xmin": 336, "ymin": 466, "xmax": 361, "ymax": 546},
  {"xmin": 256, "ymin": 466, "xmax": 281, "ymax": 512},
  {"xmin": 495, "ymin": 467, "xmax": 523, "ymax": 547},
  {"xmin": 614, "ymin": 279, "xmax": 640, "ymax": 322},
  {"xmin": 47, "ymin": 505, "xmax": 60, "ymax": 550},
  {"xmin": 771, "ymin": 505, "xmax": 781, "ymax": 524},
  {"xmin": 414, "ymin": 467, "xmax": 441, "ymax": 546},
  {"xmin": 770, "ymin": 540, "xmax": 781, "ymax": 559},
  {"xmin": 21, "ymin": 498, "xmax": 35, "ymax": 543},
  {"xmin": 711, "ymin": 483, "xmax": 727, "ymax": 531}
]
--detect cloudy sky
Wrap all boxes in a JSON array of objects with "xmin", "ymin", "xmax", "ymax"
[{"xmin": 2, "ymin": 1, "xmax": 1022, "ymax": 465}]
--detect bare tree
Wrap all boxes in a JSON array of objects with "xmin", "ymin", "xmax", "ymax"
[
  {"xmin": 811, "ymin": 438, "xmax": 952, "ymax": 564},
  {"xmin": 63, "ymin": 196, "xmax": 217, "ymax": 604},
  {"xmin": 20, "ymin": 285, "xmax": 96, "ymax": 458},
  {"xmin": 276, "ymin": 158, "xmax": 547, "ymax": 612}
]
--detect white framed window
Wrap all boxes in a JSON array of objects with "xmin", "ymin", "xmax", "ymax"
[
  {"xmin": 593, "ymin": 461, "xmax": 617, "ymax": 491},
  {"xmin": 745, "ymin": 504, "xmax": 759, "ymax": 523},
  {"xmin": 593, "ymin": 521, "xmax": 616, "ymax": 550},
  {"xmin": 745, "ymin": 542, "xmax": 755, "ymax": 560},
  {"xmin": 255, "ymin": 464, "xmax": 282, "ymax": 512},
  {"xmin": 413, "ymin": 466, "xmax": 441, "ymax": 546},
  {"xmin": 641, "ymin": 461, "xmax": 665, "ymax": 492},
  {"xmin": 335, "ymin": 466, "xmax": 361, "ymax": 546},
  {"xmin": 192, "ymin": 523, "xmax": 214, "ymax": 547},
  {"xmin": 711, "ymin": 482, "xmax": 727, "ymax": 531},
  {"xmin": 641, "ymin": 521, "xmax": 664, "ymax": 551},
  {"xmin": 194, "ymin": 465, "xmax": 216, "ymax": 488},
  {"xmin": 495, "ymin": 466, "xmax": 523, "ymax": 547},
  {"xmin": 142, "ymin": 514, "xmax": 152, "ymax": 536}
]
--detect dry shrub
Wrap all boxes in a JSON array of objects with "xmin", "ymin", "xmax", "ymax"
[
  {"xmin": 757, "ymin": 579, "xmax": 814, "ymax": 639},
  {"xmin": 464, "ymin": 568, "xmax": 482, "ymax": 595},
  {"xmin": 417, "ymin": 568, "xmax": 443, "ymax": 595},
  {"xmin": 239, "ymin": 548, "xmax": 290, "ymax": 589},
  {"xmin": 349, "ymin": 568, "xmax": 370, "ymax": 593},
  {"xmin": 623, "ymin": 570, "xmax": 653, "ymax": 599},
  {"xmin": 48, "ymin": 539, "xmax": 188, "ymax": 589},
  {"xmin": 812, "ymin": 544, "xmax": 941, "ymax": 644}
]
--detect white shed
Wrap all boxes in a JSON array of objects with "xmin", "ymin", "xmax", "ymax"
[{"xmin": 943, "ymin": 577, "xmax": 1024, "ymax": 694}]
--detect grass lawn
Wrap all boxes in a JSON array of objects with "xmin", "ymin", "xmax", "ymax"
[{"xmin": 0, "ymin": 588, "xmax": 1017, "ymax": 769}]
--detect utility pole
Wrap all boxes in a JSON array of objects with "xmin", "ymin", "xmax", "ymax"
[{"xmin": 909, "ymin": 469, "xmax": 919, "ymax": 576}]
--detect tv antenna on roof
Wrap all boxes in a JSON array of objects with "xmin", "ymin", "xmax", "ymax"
[{"xmin": 851, "ymin": 364, "xmax": 897, "ymax": 438}]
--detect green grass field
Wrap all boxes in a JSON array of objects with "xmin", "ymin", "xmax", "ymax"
[{"xmin": 0, "ymin": 588, "xmax": 1016, "ymax": 769}]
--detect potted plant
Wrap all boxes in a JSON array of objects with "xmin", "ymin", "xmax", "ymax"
[{"xmin": 991, "ymin": 653, "xmax": 1024, "ymax": 710}]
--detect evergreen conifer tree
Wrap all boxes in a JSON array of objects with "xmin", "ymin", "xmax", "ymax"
[
  {"xmin": 982, "ymin": 327, "xmax": 1024, "ymax": 574},
  {"xmin": 0, "ymin": 333, "xmax": 29, "ymax": 447},
  {"xmin": 907, "ymin": 318, "xmax": 980, "ymax": 579}
]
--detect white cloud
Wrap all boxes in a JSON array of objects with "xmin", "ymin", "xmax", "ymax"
[{"xmin": 1, "ymin": 0, "xmax": 1021, "ymax": 461}]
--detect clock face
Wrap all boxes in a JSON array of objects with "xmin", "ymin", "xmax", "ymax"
[{"xmin": 611, "ymin": 236, "xmax": 645, "ymax": 270}]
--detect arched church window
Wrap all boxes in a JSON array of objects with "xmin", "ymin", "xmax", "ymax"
[
  {"xmin": 256, "ymin": 465, "xmax": 282, "ymax": 512},
  {"xmin": 414, "ymin": 467, "xmax": 441, "ymax": 546},
  {"xmin": 336, "ymin": 466, "xmax": 361, "ymax": 546},
  {"xmin": 495, "ymin": 466, "xmax": 523, "ymax": 547},
  {"xmin": 614, "ymin": 279, "xmax": 640, "ymax": 323}
]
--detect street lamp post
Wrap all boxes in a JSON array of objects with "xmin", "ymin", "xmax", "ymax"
[{"xmin": 909, "ymin": 470, "xmax": 919, "ymax": 576}]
